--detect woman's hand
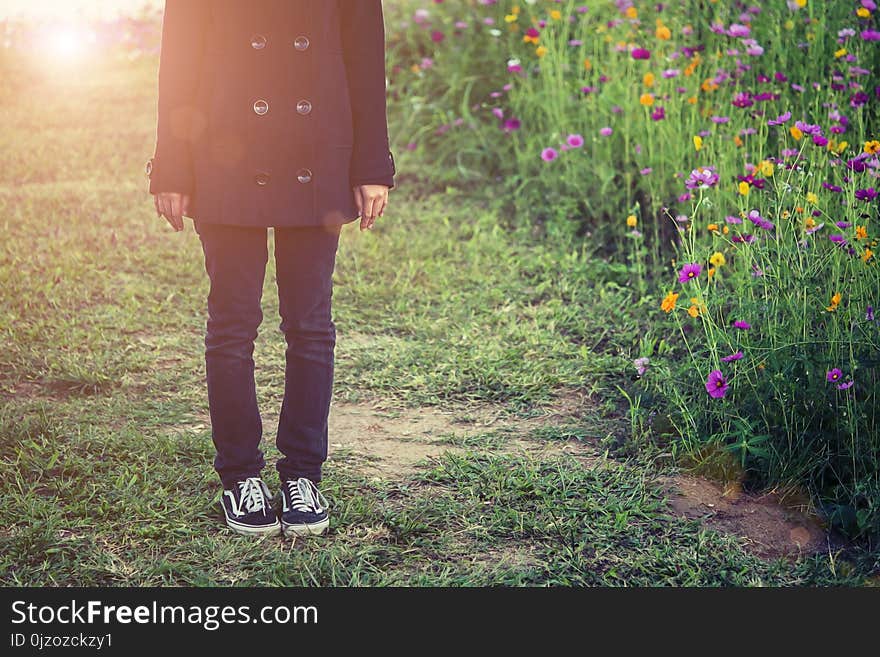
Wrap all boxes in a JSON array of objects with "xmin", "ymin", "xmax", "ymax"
[
  {"xmin": 154, "ymin": 192, "xmax": 191, "ymax": 232},
  {"xmin": 353, "ymin": 184, "xmax": 389, "ymax": 232}
]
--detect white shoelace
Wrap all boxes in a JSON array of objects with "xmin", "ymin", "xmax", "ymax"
[
  {"xmin": 237, "ymin": 477, "xmax": 269, "ymax": 515},
  {"xmin": 286, "ymin": 477, "xmax": 329, "ymax": 514}
]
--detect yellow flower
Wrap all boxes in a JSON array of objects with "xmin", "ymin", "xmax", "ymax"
[
  {"xmin": 829, "ymin": 140, "xmax": 848, "ymax": 154},
  {"xmin": 834, "ymin": 48, "xmax": 847, "ymax": 59},
  {"xmin": 640, "ymin": 93, "xmax": 655, "ymax": 106},
  {"xmin": 707, "ymin": 223, "xmax": 719, "ymax": 232},
  {"xmin": 790, "ymin": 125, "xmax": 803, "ymax": 140},
  {"xmin": 625, "ymin": 6, "xmax": 638, "ymax": 19},
  {"xmin": 826, "ymin": 292, "xmax": 842, "ymax": 312},
  {"xmin": 796, "ymin": 0, "xmax": 807, "ymax": 6},
  {"xmin": 687, "ymin": 305, "xmax": 700, "ymax": 318},
  {"xmin": 865, "ymin": 140, "xmax": 880, "ymax": 154},
  {"xmin": 784, "ymin": 19, "xmax": 795, "ymax": 30},
  {"xmin": 722, "ymin": 225, "xmax": 729, "ymax": 235},
  {"xmin": 656, "ymin": 25, "xmax": 671, "ymax": 40},
  {"xmin": 626, "ymin": 214, "xmax": 638, "ymax": 228},
  {"xmin": 550, "ymin": 10, "xmax": 562, "ymax": 20},
  {"xmin": 863, "ymin": 248, "xmax": 874, "ymax": 263},
  {"xmin": 806, "ymin": 191, "xmax": 819, "ymax": 205},
  {"xmin": 643, "ymin": 72, "xmax": 655, "ymax": 87},
  {"xmin": 738, "ymin": 181, "xmax": 750, "ymax": 196},
  {"xmin": 758, "ymin": 160, "xmax": 774, "ymax": 177},
  {"xmin": 535, "ymin": 45, "xmax": 548, "ymax": 57},
  {"xmin": 504, "ymin": 13, "xmax": 518, "ymax": 23},
  {"xmin": 693, "ymin": 135, "xmax": 703, "ymax": 151},
  {"xmin": 707, "ymin": 267, "xmax": 716, "ymax": 279},
  {"xmin": 709, "ymin": 251, "xmax": 726, "ymax": 267},
  {"xmin": 661, "ymin": 292, "xmax": 679, "ymax": 313},
  {"xmin": 856, "ymin": 225, "xmax": 868, "ymax": 240},
  {"xmin": 805, "ymin": 217, "xmax": 816, "ymax": 230},
  {"xmin": 856, "ymin": 7, "xmax": 870, "ymax": 18}
]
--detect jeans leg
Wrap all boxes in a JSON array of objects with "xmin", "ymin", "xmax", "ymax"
[
  {"xmin": 194, "ymin": 220, "xmax": 269, "ymax": 489},
  {"xmin": 273, "ymin": 223, "xmax": 342, "ymax": 484}
]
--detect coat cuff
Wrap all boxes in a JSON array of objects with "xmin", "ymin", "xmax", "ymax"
[
  {"xmin": 145, "ymin": 155, "xmax": 194, "ymax": 195},
  {"xmin": 350, "ymin": 150, "xmax": 396, "ymax": 189}
]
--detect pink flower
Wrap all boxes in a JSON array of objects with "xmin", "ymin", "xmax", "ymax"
[
  {"xmin": 541, "ymin": 147, "xmax": 558, "ymax": 162},
  {"xmin": 631, "ymin": 48, "xmax": 651, "ymax": 60},
  {"xmin": 705, "ymin": 370, "xmax": 729, "ymax": 399}
]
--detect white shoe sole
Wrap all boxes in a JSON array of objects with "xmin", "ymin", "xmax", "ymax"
[
  {"xmin": 282, "ymin": 517, "xmax": 330, "ymax": 537},
  {"xmin": 224, "ymin": 515, "xmax": 282, "ymax": 537}
]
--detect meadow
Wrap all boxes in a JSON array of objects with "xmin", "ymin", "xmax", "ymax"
[{"xmin": 0, "ymin": 0, "xmax": 878, "ymax": 585}]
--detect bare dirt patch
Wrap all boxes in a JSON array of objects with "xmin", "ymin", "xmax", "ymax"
[
  {"xmin": 659, "ymin": 473, "xmax": 837, "ymax": 560},
  {"xmin": 179, "ymin": 390, "xmax": 838, "ymax": 561}
]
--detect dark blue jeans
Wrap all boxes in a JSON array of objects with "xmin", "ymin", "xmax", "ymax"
[{"xmin": 193, "ymin": 220, "xmax": 342, "ymax": 489}]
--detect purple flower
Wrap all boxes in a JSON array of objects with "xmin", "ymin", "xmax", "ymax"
[
  {"xmin": 725, "ymin": 214, "xmax": 743, "ymax": 224},
  {"xmin": 599, "ymin": 126, "xmax": 613, "ymax": 137},
  {"xmin": 685, "ymin": 166, "xmax": 720, "ymax": 189},
  {"xmin": 768, "ymin": 111, "xmax": 791, "ymax": 126},
  {"xmin": 795, "ymin": 121, "xmax": 822, "ymax": 135},
  {"xmin": 678, "ymin": 263, "xmax": 703, "ymax": 283},
  {"xmin": 541, "ymin": 147, "xmax": 559, "ymax": 162},
  {"xmin": 631, "ymin": 47, "xmax": 651, "ymax": 60},
  {"xmin": 502, "ymin": 118, "xmax": 521, "ymax": 132},
  {"xmin": 733, "ymin": 320, "xmax": 751, "ymax": 330},
  {"xmin": 633, "ymin": 357, "xmax": 650, "ymax": 376},
  {"xmin": 826, "ymin": 368, "xmax": 843, "ymax": 383},
  {"xmin": 855, "ymin": 188, "xmax": 878, "ymax": 201},
  {"xmin": 867, "ymin": 306, "xmax": 875, "ymax": 321},
  {"xmin": 747, "ymin": 210, "xmax": 775, "ymax": 230},
  {"xmin": 837, "ymin": 380, "xmax": 854, "ymax": 390},
  {"xmin": 835, "ymin": 221, "xmax": 852, "ymax": 229},
  {"xmin": 705, "ymin": 370, "xmax": 729, "ymax": 399},
  {"xmin": 651, "ymin": 107, "xmax": 666, "ymax": 121},
  {"xmin": 829, "ymin": 234, "xmax": 847, "ymax": 245},
  {"xmin": 806, "ymin": 222, "xmax": 825, "ymax": 235},
  {"xmin": 721, "ymin": 351, "xmax": 744, "ymax": 363}
]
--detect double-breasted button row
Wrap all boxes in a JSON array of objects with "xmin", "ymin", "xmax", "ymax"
[
  {"xmin": 252, "ymin": 169, "xmax": 312, "ymax": 186},
  {"xmin": 249, "ymin": 34, "xmax": 310, "ymax": 50},
  {"xmin": 249, "ymin": 32, "xmax": 312, "ymax": 187},
  {"xmin": 252, "ymin": 98, "xmax": 312, "ymax": 116}
]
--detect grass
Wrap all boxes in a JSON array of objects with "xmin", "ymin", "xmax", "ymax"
[{"xmin": 0, "ymin": 51, "xmax": 877, "ymax": 586}]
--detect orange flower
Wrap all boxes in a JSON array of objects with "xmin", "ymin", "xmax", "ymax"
[
  {"xmin": 856, "ymin": 225, "xmax": 868, "ymax": 240},
  {"xmin": 661, "ymin": 292, "xmax": 679, "ymax": 313},
  {"xmin": 640, "ymin": 93, "xmax": 655, "ymax": 106}
]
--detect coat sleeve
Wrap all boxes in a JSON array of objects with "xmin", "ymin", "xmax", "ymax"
[
  {"xmin": 340, "ymin": 0, "xmax": 396, "ymax": 190},
  {"xmin": 147, "ymin": 0, "xmax": 211, "ymax": 195}
]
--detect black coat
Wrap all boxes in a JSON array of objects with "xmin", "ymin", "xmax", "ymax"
[{"xmin": 146, "ymin": 0, "xmax": 396, "ymax": 227}]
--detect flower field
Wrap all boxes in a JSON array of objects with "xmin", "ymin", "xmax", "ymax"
[{"xmin": 388, "ymin": 0, "xmax": 880, "ymax": 539}]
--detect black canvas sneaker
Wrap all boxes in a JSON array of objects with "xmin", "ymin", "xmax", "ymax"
[
  {"xmin": 280, "ymin": 477, "xmax": 330, "ymax": 537},
  {"xmin": 220, "ymin": 477, "xmax": 281, "ymax": 537}
]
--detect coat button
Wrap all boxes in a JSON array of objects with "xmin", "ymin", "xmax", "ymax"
[
  {"xmin": 253, "ymin": 99, "xmax": 269, "ymax": 115},
  {"xmin": 296, "ymin": 99, "xmax": 312, "ymax": 115},
  {"xmin": 293, "ymin": 35, "xmax": 309, "ymax": 50},
  {"xmin": 296, "ymin": 168, "xmax": 312, "ymax": 184},
  {"xmin": 254, "ymin": 171, "xmax": 271, "ymax": 186},
  {"xmin": 251, "ymin": 34, "xmax": 267, "ymax": 50}
]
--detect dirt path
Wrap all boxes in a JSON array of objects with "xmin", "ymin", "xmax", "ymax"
[
  {"xmin": 182, "ymin": 391, "xmax": 836, "ymax": 562},
  {"xmin": 320, "ymin": 395, "xmax": 836, "ymax": 561}
]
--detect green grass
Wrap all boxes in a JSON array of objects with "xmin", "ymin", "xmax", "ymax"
[{"xmin": 0, "ymin": 52, "xmax": 876, "ymax": 586}]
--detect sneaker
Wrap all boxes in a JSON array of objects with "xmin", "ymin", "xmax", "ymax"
[
  {"xmin": 220, "ymin": 476, "xmax": 281, "ymax": 537},
  {"xmin": 280, "ymin": 477, "xmax": 330, "ymax": 537}
]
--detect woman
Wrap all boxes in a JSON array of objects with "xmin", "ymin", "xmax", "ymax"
[{"xmin": 146, "ymin": 0, "xmax": 396, "ymax": 538}]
